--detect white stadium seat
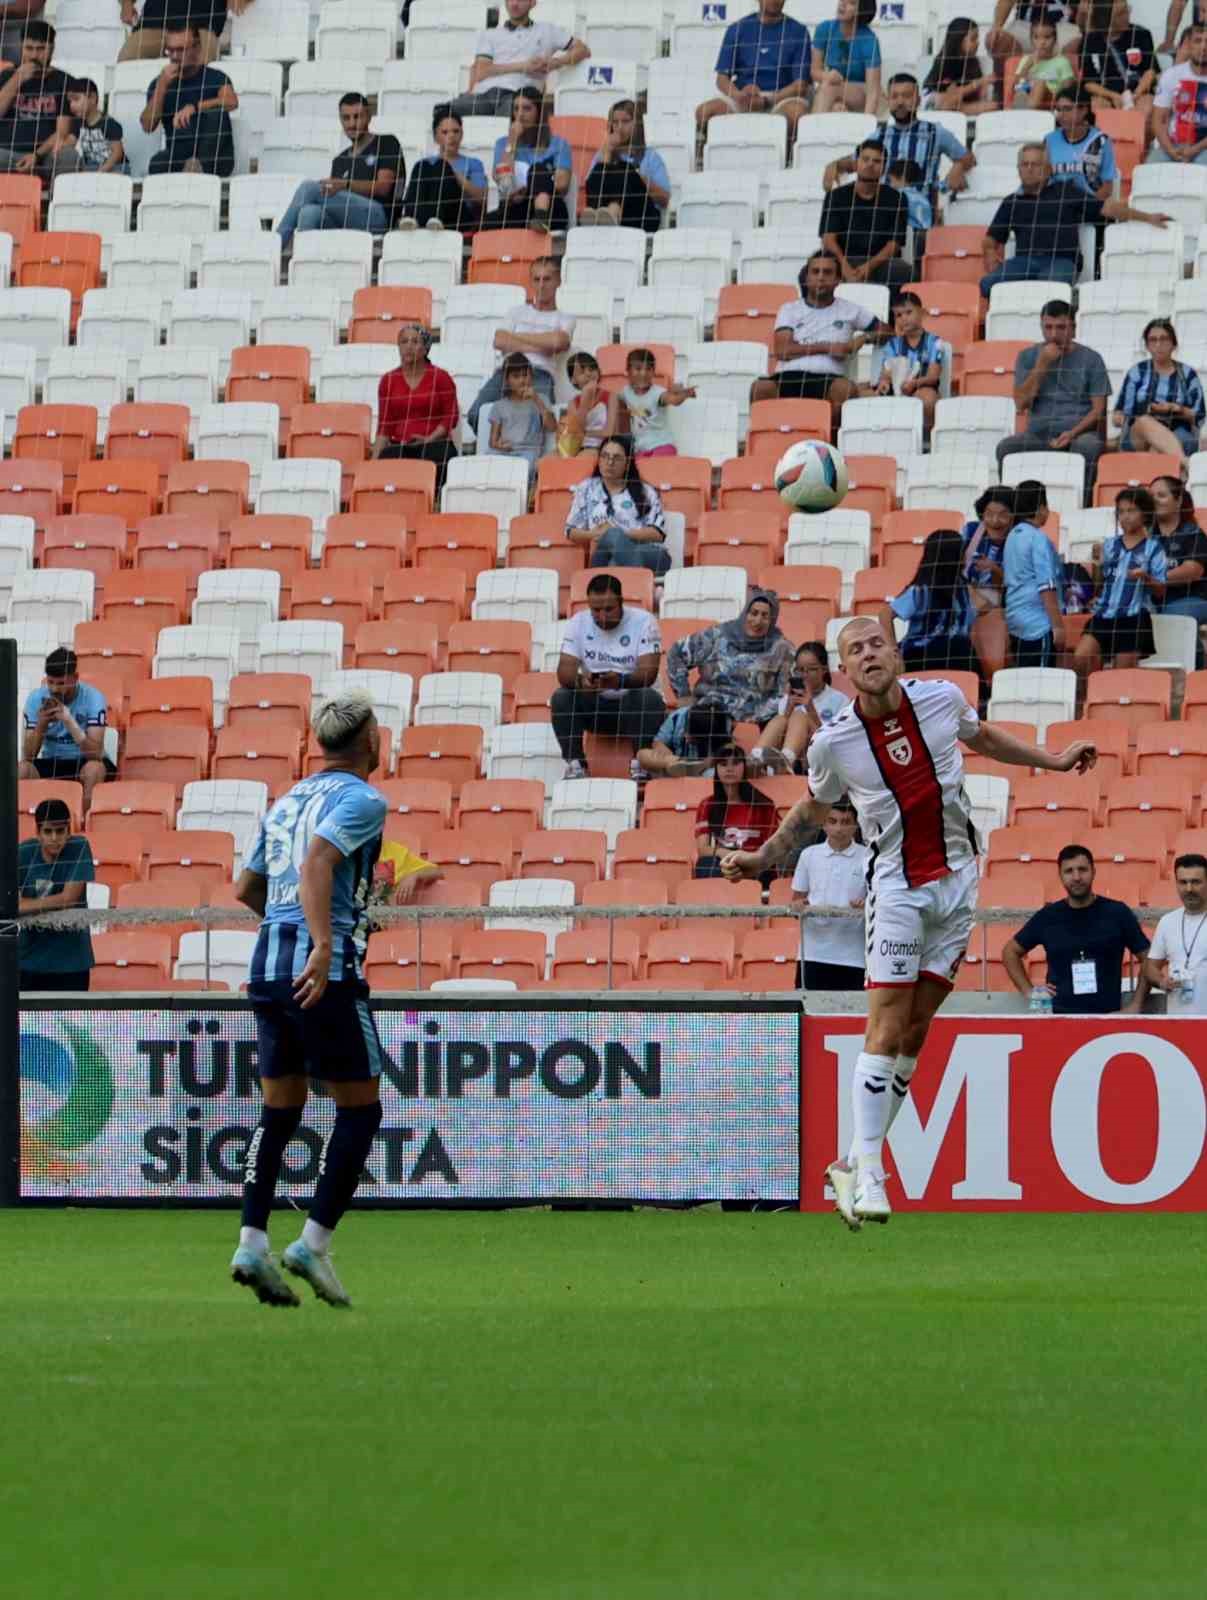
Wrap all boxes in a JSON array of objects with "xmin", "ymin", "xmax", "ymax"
[
  {"xmin": 792, "ymin": 112, "xmax": 876, "ymax": 170},
  {"xmin": 620, "ymin": 285, "xmax": 706, "ymax": 351},
  {"xmin": 259, "ymin": 116, "xmax": 344, "ymax": 178},
  {"xmin": 837, "ymin": 397, "xmax": 924, "ymax": 463},
  {"xmin": 440, "ymin": 457, "xmax": 530, "ymax": 552},
  {"xmin": 488, "ymin": 722, "xmax": 565, "ymax": 792},
  {"xmin": 738, "ymin": 228, "xmax": 820, "ymax": 285},
  {"xmin": 675, "ymin": 171, "xmax": 759, "ymax": 238},
  {"xmin": 256, "ymin": 288, "xmax": 340, "ymax": 360},
  {"xmin": 219, "ymin": 59, "xmax": 285, "ymax": 163},
  {"xmin": 987, "ymin": 667, "xmax": 1077, "ymax": 739},
  {"xmin": 137, "ymin": 174, "xmax": 222, "ymax": 268},
  {"xmin": 228, "ymin": 173, "xmax": 310, "ymax": 234},
  {"xmin": 554, "ymin": 59, "xmax": 641, "ymax": 117},
  {"xmin": 441, "ymin": 283, "xmax": 526, "ymax": 351},
  {"xmin": 0, "ymin": 346, "xmax": 36, "ymax": 449},
  {"xmin": 175, "ymin": 930, "xmax": 258, "ymax": 989},
  {"xmin": 284, "ymin": 59, "xmax": 371, "ymax": 122},
  {"xmin": 705, "ymin": 111, "xmax": 787, "ymax": 174},
  {"xmin": 932, "ymin": 398, "xmax": 1017, "ymax": 463},
  {"xmin": 473, "ymin": 569, "xmax": 560, "ymax": 627},
  {"xmin": 288, "ymin": 231, "xmax": 373, "ymax": 327},
  {"xmin": 256, "ymin": 619, "xmax": 344, "ymax": 681},
  {"xmin": 193, "ymin": 570, "xmax": 281, "ymax": 671},
  {"xmin": 416, "ymin": 671, "xmax": 505, "ymax": 733},
  {"xmin": 198, "ymin": 233, "xmax": 282, "ymax": 322},
  {"xmin": 179, "ymin": 779, "xmax": 268, "ymax": 866},
  {"xmin": 762, "ymin": 172, "xmax": 824, "ymax": 234},
  {"xmin": 1001, "ymin": 451, "xmax": 1085, "ymax": 517},
  {"xmin": 486, "ymin": 879, "xmax": 575, "ymax": 953},
  {"xmin": 973, "ymin": 109, "xmax": 1056, "ymax": 164},
  {"xmin": 561, "ymin": 227, "xmax": 646, "ymax": 325},
  {"xmin": 8, "ymin": 569, "xmax": 94, "ymax": 632},
  {"xmin": 0, "ymin": 290, "xmax": 70, "ymax": 386},
  {"xmin": 548, "ymin": 778, "xmax": 638, "ymax": 851},
  {"xmin": 316, "ymin": 346, "xmax": 398, "ymax": 428},
  {"xmin": 256, "ymin": 459, "xmax": 342, "ymax": 534},
  {"xmin": 135, "ymin": 350, "xmax": 221, "ymax": 442},
  {"xmin": 683, "ymin": 341, "xmax": 767, "ymax": 432},
  {"xmin": 77, "ymin": 290, "xmax": 160, "ymax": 381},
  {"xmin": 321, "ymin": 668, "xmax": 413, "ymax": 744},
  {"xmin": 107, "ymin": 234, "xmax": 192, "ymax": 326},
  {"xmin": 48, "ymin": 174, "xmax": 133, "ymax": 269},
  {"xmin": 666, "ymin": 397, "xmax": 740, "ymax": 467},
  {"xmin": 44, "ymin": 350, "xmax": 128, "ymax": 445},
  {"xmin": 154, "ymin": 625, "xmax": 242, "ymax": 722},
  {"xmin": 648, "ymin": 228, "xmax": 733, "ymax": 326},
  {"xmin": 903, "ymin": 453, "xmax": 995, "ymax": 523},
  {"xmin": 984, "ymin": 279, "xmax": 1071, "ymax": 343},
  {"xmin": 379, "ymin": 229, "xmax": 464, "ymax": 329},
  {"xmin": 1061, "ymin": 507, "xmax": 1115, "ymax": 565},
  {"xmin": 196, "ymin": 402, "xmax": 280, "ymax": 496},
  {"xmin": 316, "ymin": 1, "xmax": 399, "ymax": 91},
  {"xmin": 1100, "ymin": 220, "xmax": 1183, "ymax": 289},
  {"xmin": 661, "ymin": 566, "xmax": 747, "ymax": 622},
  {"xmin": 168, "ymin": 291, "xmax": 254, "ymax": 385},
  {"xmin": 555, "ymin": 284, "xmax": 614, "ymax": 353},
  {"xmin": 229, "ymin": 0, "xmax": 312, "ymax": 62}
]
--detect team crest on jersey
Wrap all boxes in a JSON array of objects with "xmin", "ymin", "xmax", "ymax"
[{"xmin": 883, "ymin": 716, "xmax": 912, "ymax": 765}]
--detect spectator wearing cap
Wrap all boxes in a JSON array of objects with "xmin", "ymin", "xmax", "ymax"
[
  {"xmin": 18, "ymin": 798, "xmax": 95, "ymax": 993},
  {"xmin": 447, "ymin": 0, "xmax": 588, "ymax": 120},
  {"xmin": 696, "ymin": 0, "xmax": 812, "ymax": 143},
  {"xmin": 20, "ymin": 648, "xmax": 108, "ymax": 810},
  {"xmin": 371, "ymin": 323, "xmax": 459, "ymax": 495},
  {"xmin": 0, "ymin": 22, "xmax": 79, "ymax": 185},
  {"xmin": 467, "ymin": 255, "xmax": 574, "ymax": 431},
  {"xmin": 140, "ymin": 22, "xmax": 237, "ymax": 176},
  {"xmin": 66, "ymin": 77, "xmax": 126, "ymax": 173},
  {"xmin": 276, "ymin": 93, "xmax": 403, "ymax": 250},
  {"xmin": 118, "ymin": 0, "xmax": 240, "ymax": 65},
  {"xmin": 667, "ymin": 593, "xmax": 796, "ymax": 729},
  {"xmin": 1003, "ymin": 844, "xmax": 1150, "ymax": 1014}
]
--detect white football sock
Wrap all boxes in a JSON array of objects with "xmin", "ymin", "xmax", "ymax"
[
  {"xmin": 239, "ymin": 1226, "xmax": 269, "ymax": 1254},
  {"xmin": 884, "ymin": 1054, "xmax": 918, "ymax": 1135},
  {"xmin": 302, "ymin": 1219, "xmax": 334, "ymax": 1254},
  {"xmin": 849, "ymin": 1051, "xmax": 895, "ymax": 1171}
]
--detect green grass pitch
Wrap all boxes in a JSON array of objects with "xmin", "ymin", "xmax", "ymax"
[{"xmin": 4, "ymin": 1209, "xmax": 1204, "ymax": 1600}]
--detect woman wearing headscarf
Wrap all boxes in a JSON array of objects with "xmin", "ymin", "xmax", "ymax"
[{"xmin": 666, "ymin": 591, "xmax": 796, "ymax": 728}]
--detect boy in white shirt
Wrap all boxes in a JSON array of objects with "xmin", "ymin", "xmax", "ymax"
[{"xmin": 791, "ymin": 800, "xmax": 870, "ymax": 991}]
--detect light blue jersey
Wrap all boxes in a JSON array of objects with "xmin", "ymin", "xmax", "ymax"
[{"xmin": 247, "ymin": 770, "xmax": 386, "ymax": 984}]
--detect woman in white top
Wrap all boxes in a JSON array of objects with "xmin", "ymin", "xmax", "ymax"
[
  {"xmin": 563, "ymin": 434, "xmax": 671, "ymax": 574},
  {"xmin": 753, "ymin": 640, "xmax": 851, "ymax": 773}
]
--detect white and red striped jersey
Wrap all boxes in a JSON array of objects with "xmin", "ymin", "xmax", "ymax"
[{"xmin": 806, "ymin": 678, "xmax": 980, "ymax": 890}]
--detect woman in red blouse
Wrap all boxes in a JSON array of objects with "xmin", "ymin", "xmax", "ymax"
[
  {"xmin": 693, "ymin": 744, "xmax": 779, "ymax": 879},
  {"xmin": 372, "ymin": 322, "xmax": 460, "ymax": 494}
]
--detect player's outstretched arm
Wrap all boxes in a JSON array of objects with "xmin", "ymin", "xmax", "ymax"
[
  {"xmin": 720, "ymin": 796, "xmax": 831, "ymax": 880},
  {"xmin": 963, "ymin": 724, "xmax": 1097, "ymax": 775}
]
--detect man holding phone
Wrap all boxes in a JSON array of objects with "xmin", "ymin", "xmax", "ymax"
[
  {"xmin": 20, "ymin": 647, "xmax": 109, "ymax": 812},
  {"xmin": 551, "ymin": 572, "xmax": 666, "ymax": 781}
]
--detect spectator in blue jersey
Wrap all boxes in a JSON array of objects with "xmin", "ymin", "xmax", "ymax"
[
  {"xmin": 482, "ymin": 85, "xmax": 572, "ymax": 232},
  {"xmin": 1153, "ymin": 21, "xmax": 1207, "ymax": 165},
  {"xmin": 823, "ymin": 72, "xmax": 975, "ymax": 200},
  {"xmin": 867, "ymin": 292, "xmax": 943, "ymax": 434},
  {"xmin": 140, "ymin": 23, "xmax": 237, "ymax": 175},
  {"xmin": 696, "ymin": 0, "xmax": 812, "ymax": 143},
  {"xmin": 885, "ymin": 528, "xmax": 979, "ymax": 676},
  {"xmin": 18, "ymin": 798, "xmax": 94, "ymax": 994},
  {"xmin": 20, "ymin": 647, "xmax": 108, "ymax": 811},
  {"xmin": 1151, "ymin": 476, "xmax": 1207, "ymax": 645},
  {"xmin": 277, "ymin": 94, "xmax": 404, "ymax": 248},
  {"xmin": 1003, "ymin": 479, "xmax": 1066, "ymax": 667},
  {"xmin": 1113, "ymin": 318, "xmax": 1205, "ymax": 462},
  {"xmin": 1079, "ymin": 0, "xmax": 1156, "ymax": 123},
  {"xmin": 812, "ymin": 0, "xmax": 883, "ymax": 114},
  {"xmin": 582, "ymin": 99, "xmax": 669, "ymax": 231},
  {"xmin": 231, "ymin": 688, "xmax": 390, "ymax": 1311},
  {"xmin": 637, "ymin": 703, "xmax": 735, "ymax": 778},
  {"xmin": 397, "ymin": 109, "xmax": 485, "ymax": 232},
  {"xmin": 1075, "ymin": 485, "xmax": 1167, "ymax": 677},
  {"xmin": 1045, "ymin": 85, "xmax": 1118, "ymax": 199}
]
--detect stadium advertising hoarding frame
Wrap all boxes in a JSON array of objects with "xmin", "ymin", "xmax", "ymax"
[
  {"xmin": 14, "ymin": 995, "xmax": 801, "ymax": 1205},
  {"xmin": 802, "ymin": 1016, "xmax": 1207, "ymax": 1212}
]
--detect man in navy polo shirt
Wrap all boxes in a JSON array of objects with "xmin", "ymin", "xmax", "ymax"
[{"xmin": 697, "ymin": 0, "xmax": 811, "ymax": 143}]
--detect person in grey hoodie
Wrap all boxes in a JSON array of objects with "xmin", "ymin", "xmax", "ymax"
[{"xmin": 666, "ymin": 591, "xmax": 796, "ymax": 729}]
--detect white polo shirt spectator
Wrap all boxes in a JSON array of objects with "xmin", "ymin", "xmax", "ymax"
[
  {"xmin": 775, "ymin": 293, "xmax": 877, "ymax": 377},
  {"xmin": 1145, "ymin": 859, "xmax": 1207, "ymax": 1012},
  {"xmin": 791, "ymin": 822, "xmax": 870, "ymax": 989},
  {"xmin": 449, "ymin": 0, "xmax": 586, "ymax": 117},
  {"xmin": 561, "ymin": 604, "xmax": 661, "ymax": 698}
]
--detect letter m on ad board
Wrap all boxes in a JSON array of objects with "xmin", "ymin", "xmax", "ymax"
[{"xmin": 802, "ymin": 1018, "xmax": 1207, "ymax": 1211}]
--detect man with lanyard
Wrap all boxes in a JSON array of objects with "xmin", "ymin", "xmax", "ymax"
[
  {"xmin": 20, "ymin": 646, "xmax": 108, "ymax": 811},
  {"xmin": 750, "ymin": 249, "xmax": 878, "ymax": 431},
  {"xmin": 276, "ymin": 92, "xmax": 403, "ymax": 250},
  {"xmin": 1003, "ymin": 844, "xmax": 1149, "ymax": 1013},
  {"xmin": 1135, "ymin": 853, "xmax": 1207, "ymax": 1013},
  {"xmin": 823, "ymin": 72, "xmax": 974, "ymax": 205},
  {"xmin": 18, "ymin": 798, "xmax": 95, "ymax": 992},
  {"xmin": 448, "ymin": 0, "xmax": 588, "ymax": 120}
]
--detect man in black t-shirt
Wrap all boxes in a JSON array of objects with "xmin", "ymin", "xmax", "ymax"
[
  {"xmin": 141, "ymin": 22, "xmax": 237, "ymax": 175},
  {"xmin": 119, "ymin": 0, "xmax": 232, "ymax": 64},
  {"xmin": 277, "ymin": 93, "xmax": 404, "ymax": 250},
  {"xmin": 819, "ymin": 141, "xmax": 910, "ymax": 289},
  {"xmin": 1003, "ymin": 844, "xmax": 1150, "ymax": 1014},
  {"xmin": 0, "ymin": 21, "xmax": 79, "ymax": 184}
]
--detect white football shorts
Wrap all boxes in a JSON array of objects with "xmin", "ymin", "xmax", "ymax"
[{"xmin": 864, "ymin": 858, "xmax": 978, "ymax": 990}]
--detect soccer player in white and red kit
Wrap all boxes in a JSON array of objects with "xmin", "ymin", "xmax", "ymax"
[{"xmin": 722, "ymin": 617, "xmax": 1097, "ymax": 1226}]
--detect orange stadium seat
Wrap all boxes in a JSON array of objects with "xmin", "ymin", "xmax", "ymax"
[
  {"xmin": 88, "ymin": 840, "xmax": 144, "ymax": 895},
  {"xmin": 447, "ymin": 619, "xmax": 531, "ymax": 711},
  {"xmin": 548, "ymin": 114, "xmax": 606, "ymax": 193},
  {"xmin": 457, "ymin": 778, "xmax": 545, "ymax": 856},
  {"xmin": 1104, "ymin": 775, "xmax": 1197, "ymax": 844},
  {"xmin": 1174, "ymin": 828, "xmax": 1207, "ymax": 863},
  {"xmin": 396, "ymin": 724, "xmax": 483, "ymax": 790},
  {"xmin": 101, "ymin": 569, "xmax": 189, "ymax": 631},
  {"xmin": 637, "ymin": 456, "xmax": 711, "ymax": 538},
  {"xmin": 519, "ymin": 827, "xmax": 607, "ymax": 892},
  {"xmin": 18, "ymin": 231, "xmax": 101, "ymax": 328},
  {"xmin": 0, "ymin": 461, "xmax": 64, "ymax": 532},
  {"xmin": 424, "ymin": 829, "xmax": 513, "ymax": 893},
  {"xmin": 983, "ymin": 823, "xmax": 1072, "ymax": 895},
  {"xmin": 457, "ymin": 929, "xmax": 547, "ymax": 987},
  {"xmin": 907, "ymin": 668, "xmax": 982, "ymax": 708},
  {"xmin": 289, "ymin": 571, "xmax": 376, "ymax": 653},
  {"xmin": 377, "ymin": 778, "xmax": 455, "ymax": 832},
  {"xmin": 350, "ymin": 458, "xmax": 436, "ymax": 522},
  {"xmin": 717, "ymin": 456, "xmax": 791, "ymax": 529},
  {"xmin": 41, "ymin": 514, "xmax": 125, "ymax": 591},
  {"xmin": 164, "ymin": 461, "xmax": 251, "ymax": 537},
  {"xmin": 413, "ymin": 513, "xmax": 497, "ymax": 584},
  {"xmin": 354, "ymin": 618, "xmax": 440, "ymax": 680},
  {"xmin": 382, "ymin": 569, "xmax": 467, "ymax": 644},
  {"xmin": 1095, "ymin": 108, "xmax": 1145, "ymax": 187},
  {"xmin": 304, "ymin": 727, "xmax": 390, "ymax": 783},
  {"xmin": 322, "ymin": 513, "xmax": 408, "ymax": 595},
  {"xmin": 90, "ymin": 930, "xmax": 175, "ymax": 989},
  {"xmin": 134, "ymin": 514, "xmax": 221, "ymax": 598},
  {"xmin": 738, "ymin": 924, "xmax": 801, "ymax": 990},
  {"xmin": 842, "ymin": 456, "xmax": 896, "ymax": 531},
  {"xmin": 228, "ymin": 514, "xmax": 311, "ymax": 601},
  {"xmin": 1135, "ymin": 722, "xmax": 1207, "ymax": 790},
  {"xmin": 0, "ymin": 176, "xmax": 43, "ymax": 250},
  {"xmin": 121, "ymin": 724, "xmax": 210, "ymax": 795},
  {"xmin": 468, "ymin": 228, "xmax": 545, "ymax": 290},
  {"xmin": 105, "ymin": 403, "xmax": 190, "ymax": 488},
  {"xmin": 1046, "ymin": 718, "xmax": 1130, "ymax": 781},
  {"xmin": 13, "ymin": 404, "xmax": 97, "ymax": 497},
  {"xmin": 348, "ymin": 285, "xmax": 432, "ymax": 343},
  {"xmin": 128, "ymin": 675, "xmax": 214, "ymax": 733},
  {"xmin": 146, "ymin": 830, "xmax": 236, "ymax": 895},
  {"xmin": 956, "ymin": 925, "xmax": 1034, "ymax": 993},
  {"xmin": 534, "ymin": 454, "xmax": 594, "ymax": 522},
  {"xmin": 715, "ymin": 284, "xmax": 794, "ymax": 349},
  {"xmin": 507, "ymin": 512, "xmax": 584, "ymax": 611},
  {"xmin": 1090, "ymin": 827, "xmax": 1167, "ymax": 879},
  {"xmin": 580, "ymin": 878, "xmax": 669, "ymax": 947},
  {"xmin": 962, "ymin": 720, "xmax": 1038, "ymax": 779},
  {"xmin": 227, "ymin": 345, "xmax": 310, "ymax": 444},
  {"xmin": 672, "ymin": 876, "xmax": 763, "ymax": 938},
  {"xmin": 88, "ymin": 780, "xmax": 176, "ymax": 845},
  {"xmin": 961, "ymin": 341, "xmax": 1028, "ymax": 400},
  {"xmin": 880, "ymin": 507, "xmax": 964, "ymax": 562},
  {"xmin": 642, "ymin": 777, "xmax": 711, "ymax": 824},
  {"xmin": 74, "ymin": 460, "xmax": 159, "ymax": 527},
  {"xmin": 212, "ymin": 723, "xmax": 300, "ymax": 797},
  {"xmin": 568, "ymin": 565, "xmax": 654, "ymax": 614},
  {"xmin": 551, "ymin": 928, "xmax": 642, "ymax": 986},
  {"xmin": 921, "ymin": 226, "xmax": 988, "ymax": 288},
  {"xmin": 1010, "ymin": 772, "xmax": 1100, "ymax": 833},
  {"xmin": 1093, "ymin": 453, "xmax": 1181, "ymax": 508},
  {"xmin": 657, "ymin": 617, "xmax": 717, "ymax": 708},
  {"xmin": 583, "ymin": 730, "xmax": 635, "ymax": 778},
  {"xmin": 645, "ymin": 928, "xmax": 736, "ymax": 986},
  {"xmin": 1085, "ymin": 668, "xmax": 1171, "ymax": 739},
  {"xmin": 364, "ymin": 928, "xmax": 456, "ymax": 990},
  {"xmin": 901, "ymin": 282, "xmax": 980, "ymax": 375},
  {"xmin": 852, "ymin": 567, "xmax": 901, "ymax": 616},
  {"xmin": 18, "ymin": 779, "xmax": 83, "ymax": 832},
  {"xmin": 1181, "ymin": 671, "xmax": 1207, "ymax": 727},
  {"xmin": 73, "ymin": 620, "xmax": 158, "ymax": 691},
  {"xmin": 223, "ymin": 672, "xmax": 310, "ymax": 741},
  {"xmin": 979, "ymin": 872, "xmax": 1054, "ymax": 911},
  {"xmin": 115, "ymin": 880, "xmax": 204, "ymax": 950},
  {"xmin": 695, "ymin": 510, "xmax": 783, "ymax": 581},
  {"xmin": 512, "ymin": 671, "xmax": 556, "ymax": 722},
  {"xmin": 746, "ymin": 397, "xmax": 831, "ymax": 459},
  {"xmin": 288, "ymin": 402, "xmax": 372, "ymax": 499},
  {"xmin": 612, "ymin": 827, "xmax": 694, "ymax": 892}
]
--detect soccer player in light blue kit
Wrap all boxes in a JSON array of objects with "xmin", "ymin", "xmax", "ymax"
[{"xmin": 229, "ymin": 689, "xmax": 388, "ymax": 1308}]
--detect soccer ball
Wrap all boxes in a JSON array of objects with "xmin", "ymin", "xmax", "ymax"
[{"xmin": 774, "ymin": 439, "xmax": 848, "ymax": 513}]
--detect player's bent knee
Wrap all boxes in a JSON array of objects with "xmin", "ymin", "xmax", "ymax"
[{"xmin": 329, "ymin": 1078, "xmax": 383, "ymax": 1109}]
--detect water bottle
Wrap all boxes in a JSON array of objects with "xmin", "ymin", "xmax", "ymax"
[
  {"xmin": 1122, "ymin": 90, "xmax": 1135, "ymax": 110},
  {"xmin": 1029, "ymin": 984, "xmax": 1053, "ymax": 1015}
]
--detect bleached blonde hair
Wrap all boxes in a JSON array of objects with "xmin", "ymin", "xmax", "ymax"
[{"xmin": 312, "ymin": 688, "xmax": 375, "ymax": 753}]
